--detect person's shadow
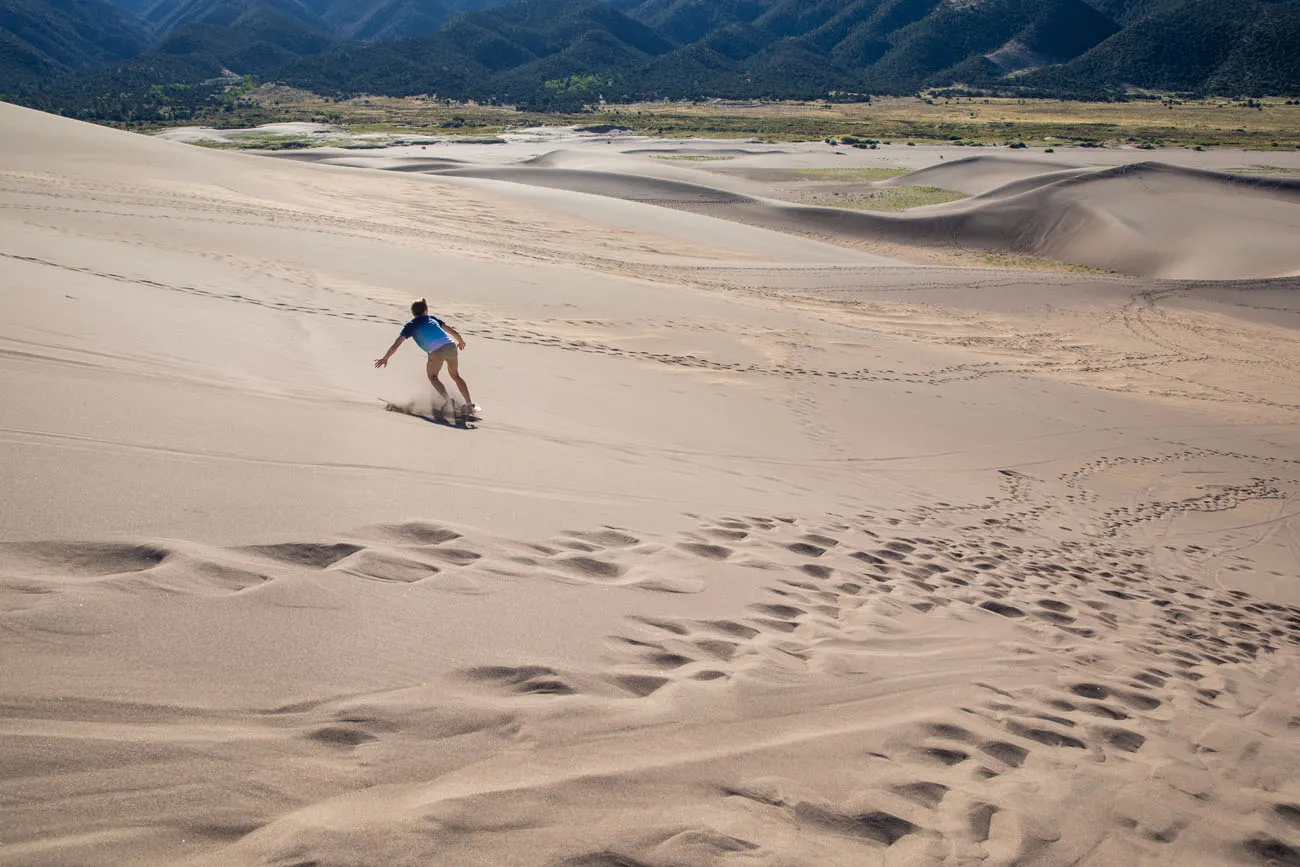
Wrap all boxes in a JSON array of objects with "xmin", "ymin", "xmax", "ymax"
[{"xmin": 384, "ymin": 402, "xmax": 476, "ymax": 430}]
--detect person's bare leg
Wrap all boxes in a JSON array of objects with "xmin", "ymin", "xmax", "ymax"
[
  {"xmin": 425, "ymin": 354, "xmax": 450, "ymax": 406},
  {"xmin": 446, "ymin": 352, "xmax": 472, "ymax": 405}
]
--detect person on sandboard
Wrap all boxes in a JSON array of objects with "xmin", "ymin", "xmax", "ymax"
[{"xmin": 374, "ymin": 298, "xmax": 479, "ymax": 418}]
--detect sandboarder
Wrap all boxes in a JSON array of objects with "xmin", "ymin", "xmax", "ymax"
[{"xmin": 374, "ymin": 299, "xmax": 478, "ymax": 417}]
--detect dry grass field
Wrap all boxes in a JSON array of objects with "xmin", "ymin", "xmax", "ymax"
[
  {"xmin": 617, "ymin": 95, "xmax": 1300, "ymax": 149},
  {"xmin": 212, "ymin": 88, "xmax": 1300, "ymax": 150}
]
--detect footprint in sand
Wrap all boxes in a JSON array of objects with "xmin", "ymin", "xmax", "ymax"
[
  {"xmin": 242, "ymin": 542, "xmax": 363, "ymax": 568},
  {"xmin": 336, "ymin": 550, "xmax": 440, "ymax": 583},
  {"xmin": 4, "ymin": 540, "xmax": 171, "ymax": 577},
  {"xmin": 368, "ymin": 521, "xmax": 462, "ymax": 545},
  {"xmin": 678, "ymin": 542, "xmax": 732, "ymax": 560},
  {"xmin": 562, "ymin": 528, "xmax": 641, "ymax": 548},
  {"xmin": 464, "ymin": 664, "xmax": 577, "ymax": 696},
  {"xmin": 307, "ymin": 724, "xmax": 379, "ymax": 747}
]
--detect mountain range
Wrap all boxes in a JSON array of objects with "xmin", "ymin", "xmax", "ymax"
[{"xmin": 4, "ymin": 0, "xmax": 1298, "ymax": 117}]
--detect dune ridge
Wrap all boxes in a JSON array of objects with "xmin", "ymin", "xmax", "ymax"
[
  {"xmin": 878, "ymin": 155, "xmax": 1088, "ymax": 195},
  {"xmin": 282, "ymin": 143, "xmax": 1300, "ymax": 278},
  {"xmin": 421, "ymin": 159, "xmax": 1300, "ymax": 278}
]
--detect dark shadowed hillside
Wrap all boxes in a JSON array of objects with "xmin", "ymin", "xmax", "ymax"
[
  {"xmin": 147, "ymin": 0, "xmax": 335, "ymax": 77},
  {"xmin": 857, "ymin": 0, "xmax": 1120, "ymax": 92},
  {"xmin": 275, "ymin": 0, "xmax": 1300, "ymax": 101},
  {"xmin": 0, "ymin": 0, "xmax": 146, "ymax": 87},
  {"xmin": 5, "ymin": 0, "xmax": 1299, "ymax": 115},
  {"xmin": 110, "ymin": 0, "xmax": 512, "ymax": 41},
  {"xmin": 1022, "ymin": 0, "xmax": 1300, "ymax": 97}
]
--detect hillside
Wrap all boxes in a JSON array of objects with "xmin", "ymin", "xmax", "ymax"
[
  {"xmin": 282, "ymin": 0, "xmax": 1300, "ymax": 101},
  {"xmin": 0, "ymin": 0, "xmax": 146, "ymax": 88},
  {"xmin": 147, "ymin": 0, "xmax": 336, "ymax": 78},
  {"xmin": 131, "ymin": 0, "xmax": 503, "ymax": 41},
  {"xmin": 266, "ymin": 0, "xmax": 1088, "ymax": 104},
  {"xmin": 5, "ymin": 0, "xmax": 1300, "ymax": 116},
  {"xmin": 1021, "ymin": 0, "xmax": 1300, "ymax": 97},
  {"xmin": 272, "ymin": 0, "xmax": 1295, "ymax": 103},
  {"xmin": 281, "ymin": 0, "xmax": 675, "ymax": 103}
]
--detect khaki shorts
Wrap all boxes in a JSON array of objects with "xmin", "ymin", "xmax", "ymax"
[{"xmin": 428, "ymin": 343, "xmax": 458, "ymax": 361}]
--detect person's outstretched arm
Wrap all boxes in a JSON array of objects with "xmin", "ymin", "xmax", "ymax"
[
  {"xmin": 445, "ymin": 325, "xmax": 466, "ymax": 350},
  {"xmin": 374, "ymin": 336, "xmax": 406, "ymax": 368}
]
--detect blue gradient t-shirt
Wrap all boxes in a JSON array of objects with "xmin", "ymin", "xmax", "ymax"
[{"xmin": 400, "ymin": 314, "xmax": 454, "ymax": 352}]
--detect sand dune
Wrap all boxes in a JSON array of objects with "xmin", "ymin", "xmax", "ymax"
[
  {"xmin": 514, "ymin": 147, "xmax": 785, "ymax": 198},
  {"xmin": 622, "ymin": 147, "xmax": 789, "ymax": 156},
  {"xmin": 934, "ymin": 166, "xmax": 1099, "ymax": 202},
  {"xmin": 402, "ymin": 158, "xmax": 1300, "ymax": 278},
  {"xmin": 920, "ymin": 162, "xmax": 1300, "ymax": 277},
  {"xmin": 3, "ymin": 102, "xmax": 1300, "ymax": 867},
  {"xmin": 253, "ymin": 141, "xmax": 1300, "ymax": 277},
  {"xmin": 274, "ymin": 153, "xmax": 473, "ymax": 172},
  {"xmin": 879, "ymin": 155, "xmax": 1087, "ymax": 195},
  {"xmin": 438, "ymin": 164, "xmax": 761, "ymax": 204}
]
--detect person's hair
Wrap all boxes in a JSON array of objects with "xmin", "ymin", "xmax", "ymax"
[{"xmin": 411, "ymin": 298, "xmax": 428, "ymax": 316}]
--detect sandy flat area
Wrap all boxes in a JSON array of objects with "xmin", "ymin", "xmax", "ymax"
[{"xmin": 2, "ymin": 102, "xmax": 1299, "ymax": 867}]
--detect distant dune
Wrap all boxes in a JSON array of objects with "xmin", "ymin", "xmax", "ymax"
[
  {"xmin": 915, "ymin": 161, "xmax": 1300, "ymax": 277},
  {"xmin": 879, "ymin": 155, "xmax": 1088, "ymax": 195},
  {"xmin": 391, "ymin": 156, "xmax": 1300, "ymax": 279}
]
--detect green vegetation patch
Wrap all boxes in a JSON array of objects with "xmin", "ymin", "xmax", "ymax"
[
  {"xmin": 98, "ymin": 89, "xmax": 1300, "ymax": 153},
  {"xmin": 544, "ymin": 74, "xmax": 606, "ymax": 96},
  {"xmin": 791, "ymin": 167, "xmax": 910, "ymax": 181},
  {"xmin": 191, "ymin": 135, "xmax": 325, "ymax": 150},
  {"xmin": 1224, "ymin": 165, "xmax": 1300, "ymax": 175},
  {"xmin": 806, "ymin": 185, "xmax": 966, "ymax": 211},
  {"xmin": 607, "ymin": 98, "xmax": 1300, "ymax": 150},
  {"xmin": 973, "ymin": 252, "xmax": 1111, "ymax": 273},
  {"xmin": 649, "ymin": 154, "xmax": 734, "ymax": 161}
]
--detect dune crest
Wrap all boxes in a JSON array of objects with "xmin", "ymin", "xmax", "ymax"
[
  {"xmin": 879, "ymin": 154, "xmax": 1088, "ymax": 195},
  {"xmin": 301, "ymin": 145, "xmax": 1300, "ymax": 278}
]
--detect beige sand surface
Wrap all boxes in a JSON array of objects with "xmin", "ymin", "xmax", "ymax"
[
  {"xmin": 2, "ymin": 101, "xmax": 1300, "ymax": 867},
  {"xmin": 278, "ymin": 139, "xmax": 1300, "ymax": 278}
]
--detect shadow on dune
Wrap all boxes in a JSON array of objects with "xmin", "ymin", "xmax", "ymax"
[
  {"xmin": 269, "ymin": 153, "xmax": 471, "ymax": 172},
  {"xmin": 428, "ymin": 159, "xmax": 1300, "ymax": 280},
  {"xmin": 618, "ymin": 147, "xmax": 789, "ymax": 157},
  {"xmin": 263, "ymin": 143, "xmax": 1300, "ymax": 279},
  {"xmin": 878, "ymin": 155, "xmax": 1087, "ymax": 195},
  {"xmin": 375, "ymin": 159, "xmax": 473, "ymax": 172}
]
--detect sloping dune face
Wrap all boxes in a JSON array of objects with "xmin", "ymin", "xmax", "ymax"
[
  {"xmin": 353, "ymin": 149, "xmax": 1300, "ymax": 279},
  {"xmin": 2, "ymin": 103, "xmax": 1300, "ymax": 867},
  {"xmin": 878, "ymin": 155, "xmax": 1090, "ymax": 195},
  {"xmin": 919, "ymin": 162, "xmax": 1300, "ymax": 278}
]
